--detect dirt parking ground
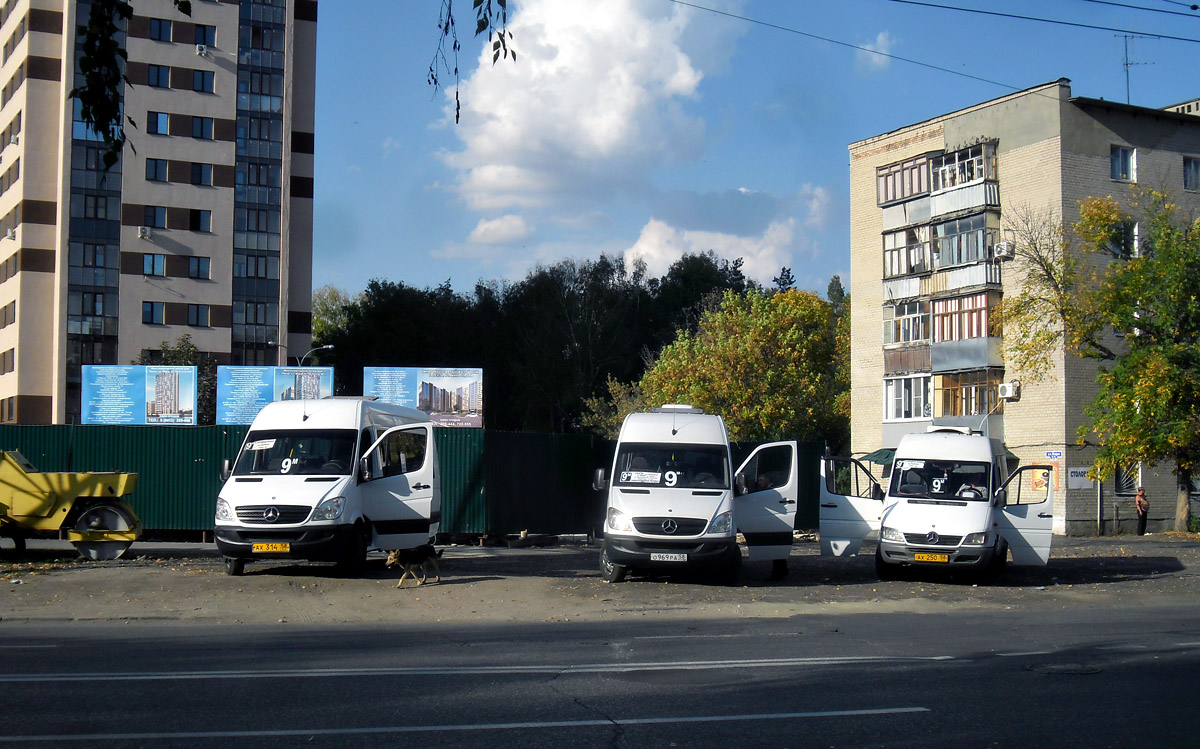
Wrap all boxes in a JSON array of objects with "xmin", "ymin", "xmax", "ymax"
[{"xmin": 3, "ymin": 534, "xmax": 1199, "ymax": 627}]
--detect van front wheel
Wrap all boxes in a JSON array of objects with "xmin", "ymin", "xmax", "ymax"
[
  {"xmin": 875, "ymin": 547, "xmax": 898, "ymax": 580},
  {"xmin": 337, "ymin": 522, "xmax": 369, "ymax": 576},
  {"xmin": 600, "ymin": 547, "xmax": 627, "ymax": 583}
]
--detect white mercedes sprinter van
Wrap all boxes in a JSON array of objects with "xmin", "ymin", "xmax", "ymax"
[
  {"xmin": 596, "ymin": 405, "xmax": 799, "ymax": 583},
  {"xmin": 215, "ymin": 397, "xmax": 440, "ymax": 576},
  {"xmin": 818, "ymin": 428, "xmax": 1053, "ymax": 579}
]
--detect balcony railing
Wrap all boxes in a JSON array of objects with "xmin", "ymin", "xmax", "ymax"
[
  {"xmin": 923, "ymin": 262, "xmax": 1001, "ymax": 296},
  {"xmin": 930, "ymin": 180, "xmax": 1000, "ymax": 218}
]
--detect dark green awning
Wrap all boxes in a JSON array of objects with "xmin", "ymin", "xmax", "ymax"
[{"xmin": 861, "ymin": 448, "xmax": 895, "ymax": 465}]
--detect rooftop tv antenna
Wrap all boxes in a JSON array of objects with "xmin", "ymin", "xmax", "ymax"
[{"xmin": 1117, "ymin": 34, "xmax": 1154, "ymax": 105}]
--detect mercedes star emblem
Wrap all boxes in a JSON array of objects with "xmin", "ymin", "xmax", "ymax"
[
  {"xmin": 662, "ymin": 519, "xmax": 678, "ymax": 534},
  {"xmin": 925, "ymin": 530, "xmax": 939, "ymax": 544},
  {"xmin": 263, "ymin": 506, "xmax": 280, "ymax": 523}
]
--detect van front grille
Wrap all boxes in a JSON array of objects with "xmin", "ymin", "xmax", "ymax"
[
  {"xmin": 904, "ymin": 532, "xmax": 963, "ymax": 547},
  {"xmin": 236, "ymin": 505, "xmax": 311, "ymax": 524},
  {"xmin": 633, "ymin": 517, "xmax": 708, "ymax": 536}
]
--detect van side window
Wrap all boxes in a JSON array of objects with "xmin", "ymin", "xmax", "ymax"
[
  {"xmin": 742, "ymin": 445, "xmax": 793, "ymax": 493},
  {"xmin": 379, "ymin": 428, "xmax": 427, "ymax": 477},
  {"xmin": 1006, "ymin": 468, "xmax": 1053, "ymax": 506},
  {"xmin": 359, "ymin": 429, "xmax": 374, "ymax": 467},
  {"xmin": 827, "ymin": 457, "xmax": 877, "ymax": 497}
]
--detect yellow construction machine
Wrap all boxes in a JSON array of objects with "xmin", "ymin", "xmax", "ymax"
[{"xmin": 0, "ymin": 450, "xmax": 141, "ymax": 560}]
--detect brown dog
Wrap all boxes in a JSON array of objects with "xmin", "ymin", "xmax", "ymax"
[{"xmin": 386, "ymin": 544, "xmax": 442, "ymax": 588}]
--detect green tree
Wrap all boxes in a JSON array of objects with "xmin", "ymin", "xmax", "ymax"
[
  {"xmin": 637, "ymin": 288, "xmax": 845, "ymax": 444},
  {"xmin": 134, "ymin": 334, "xmax": 217, "ymax": 425},
  {"xmin": 311, "ymin": 285, "xmax": 354, "ymax": 345},
  {"xmin": 1004, "ymin": 191, "xmax": 1200, "ymax": 530}
]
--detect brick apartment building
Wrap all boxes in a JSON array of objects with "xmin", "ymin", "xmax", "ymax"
[{"xmin": 848, "ymin": 79, "xmax": 1200, "ymax": 534}]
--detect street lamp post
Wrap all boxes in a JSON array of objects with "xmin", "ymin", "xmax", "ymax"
[{"xmin": 297, "ymin": 344, "xmax": 334, "ymax": 367}]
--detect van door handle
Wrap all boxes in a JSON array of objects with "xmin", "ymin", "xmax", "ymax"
[
  {"xmin": 1038, "ymin": 512, "xmax": 1052, "ymax": 518},
  {"xmin": 779, "ymin": 499, "xmax": 796, "ymax": 505},
  {"xmin": 820, "ymin": 503, "xmax": 838, "ymax": 508},
  {"xmin": 413, "ymin": 483, "xmax": 430, "ymax": 490}
]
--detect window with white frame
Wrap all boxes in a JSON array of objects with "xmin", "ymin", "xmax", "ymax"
[
  {"xmin": 883, "ymin": 225, "xmax": 931, "ymax": 278},
  {"xmin": 933, "ymin": 213, "xmax": 998, "ymax": 268},
  {"xmin": 933, "ymin": 369, "xmax": 1004, "ymax": 417},
  {"xmin": 931, "ymin": 143, "xmax": 996, "ymax": 192},
  {"xmin": 933, "ymin": 292, "xmax": 998, "ymax": 343},
  {"xmin": 1111, "ymin": 145, "xmax": 1135, "ymax": 181},
  {"xmin": 1185, "ymin": 157, "xmax": 1199, "ymax": 191},
  {"xmin": 883, "ymin": 300, "xmax": 930, "ymax": 345},
  {"xmin": 884, "ymin": 375, "xmax": 931, "ymax": 421},
  {"xmin": 876, "ymin": 155, "xmax": 931, "ymax": 205}
]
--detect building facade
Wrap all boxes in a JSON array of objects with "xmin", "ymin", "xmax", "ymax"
[
  {"xmin": 0, "ymin": 0, "xmax": 315, "ymax": 423},
  {"xmin": 848, "ymin": 79, "xmax": 1200, "ymax": 535}
]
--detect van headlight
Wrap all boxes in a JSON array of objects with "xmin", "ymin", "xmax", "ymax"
[
  {"xmin": 215, "ymin": 498, "xmax": 234, "ymax": 522},
  {"xmin": 312, "ymin": 496, "xmax": 346, "ymax": 521},
  {"xmin": 962, "ymin": 532, "xmax": 987, "ymax": 546},
  {"xmin": 708, "ymin": 510, "xmax": 733, "ymax": 535},
  {"xmin": 607, "ymin": 507, "xmax": 633, "ymax": 532},
  {"xmin": 880, "ymin": 526, "xmax": 905, "ymax": 542}
]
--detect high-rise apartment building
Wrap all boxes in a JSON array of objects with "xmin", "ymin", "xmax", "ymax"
[
  {"xmin": 0, "ymin": 0, "xmax": 315, "ymax": 423},
  {"xmin": 848, "ymin": 79, "xmax": 1200, "ymax": 534}
]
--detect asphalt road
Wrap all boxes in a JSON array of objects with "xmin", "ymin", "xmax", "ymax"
[{"xmin": 2, "ymin": 534, "xmax": 1199, "ymax": 746}]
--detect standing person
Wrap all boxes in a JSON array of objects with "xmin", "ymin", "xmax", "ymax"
[{"xmin": 1136, "ymin": 486, "xmax": 1150, "ymax": 536}]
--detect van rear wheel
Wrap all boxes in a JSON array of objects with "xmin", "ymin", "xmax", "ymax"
[{"xmin": 600, "ymin": 547, "xmax": 627, "ymax": 583}]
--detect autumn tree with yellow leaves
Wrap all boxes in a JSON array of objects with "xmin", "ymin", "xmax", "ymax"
[{"xmin": 1003, "ymin": 190, "xmax": 1200, "ymax": 530}]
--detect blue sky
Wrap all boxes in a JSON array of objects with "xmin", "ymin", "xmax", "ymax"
[{"xmin": 311, "ymin": 0, "xmax": 1200, "ymax": 297}]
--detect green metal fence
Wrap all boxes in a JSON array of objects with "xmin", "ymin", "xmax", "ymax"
[{"xmin": 0, "ymin": 426, "xmax": 824, "ymax": 534}]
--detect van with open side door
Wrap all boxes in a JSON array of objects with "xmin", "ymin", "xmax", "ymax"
[
  {"xmin": 818, "ymin": 428, "xmax": 1053, "ymax": 579},
  {"xmin": 595, "ymin": 405, "xmax": 799, "ymax": 583},
  {"xmin": 215, "ymin": 397, "xmax": 440, "ymax": 576}
]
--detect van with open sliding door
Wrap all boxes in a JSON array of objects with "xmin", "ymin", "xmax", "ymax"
[
  {"xmin": 595, "ymin": 405, "xmax": 799, "ymax": 583},
  {"xmin": 215, "ymin": 397, "xmax": 440, "ymax": 576},
  {"xmin": 819, "ymin": 428, "xmax": 1053, "ymax": 579}
]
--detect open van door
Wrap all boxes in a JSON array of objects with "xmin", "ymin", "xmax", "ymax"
[
  {"xmin": 734, "ymin": 442, "xmax": 798, "ymax": 561},
  {"xmin": 995, "ymin": 465, "xmax": 1054, "ymax": 565},
  {"xmin": 360, "ymin": 423, "xmax": 439, "ymax": 551},
  {"xmin": 819, "ymin": 456, "xmax": 883, "ymax": 557}
]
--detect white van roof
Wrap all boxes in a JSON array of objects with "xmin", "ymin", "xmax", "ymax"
[
  {"xmin": 618, "ymin": 409, "xmax": 728, "ymax": 446},
  {"xmin": 894, "ymin": 430, "xmax": 999, "ymax": 463},
  {"xmin": 248, "ymin": 398, "xmax": 430, "ymax": 432}
]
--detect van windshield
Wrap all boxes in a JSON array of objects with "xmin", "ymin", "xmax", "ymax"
[
  {"xmin": 614, "ymin": 443, "xmax": 729, "ymax": 489},
  {"xmin": 890, "ymin": 459, "xmax": 990, "ymax": 501},
  {"xmin": 234, "ymin": 430, "xmax": 357, "ymax": 476}
]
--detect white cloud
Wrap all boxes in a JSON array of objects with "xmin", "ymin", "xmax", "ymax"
[
  {"xmin": 623, "ymin": 217, "xmax": 798, "ymax": 283},
  {"xmin": 856, "ymin": 31, "xmax": 894, "ymax": 71},
  {"xmin": 382, "ymin": 136, "xmax": 401, "ymax": 159},
  {"xmin": 467, "ymin": 214, "xmax": 533, "ymax": 244},
  {"xmin": 441, "ymin": 0, "xmax": 742, "ymax": 214},
  {"xmin": 798, "ymin": 184, "xmax": 832, "ymax": 229}
]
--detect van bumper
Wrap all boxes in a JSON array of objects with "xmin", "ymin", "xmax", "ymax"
[
  {"xmin": 877, "ymin": 539, "xmax": 997, "ymax": 568},
  {"xmin": 603, "ymin": 535, "xmax": 738, "ymax": 570},
  {"xmin": 215, "ymin": 524, "xmax": 358, "ymax": 562}
]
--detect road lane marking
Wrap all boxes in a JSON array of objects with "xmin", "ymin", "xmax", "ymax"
[
  {"xmin": 996, "ymin": 651, "xmax": 1053, "ymax": 657},
  {"xmin": 0, "ymin": 655, "xmax": 957, "ymax": 683},
  {"xmin": 0, "ymin": 707, "xmax": 932, "ymax": 742}
]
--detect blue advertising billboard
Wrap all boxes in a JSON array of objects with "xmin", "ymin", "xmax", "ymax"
[
  {"xmin": 363, "ymin": 367, "xmax": 483, "ymax": 428},
  {"xmin": 216, "ymin": 366, "xmax": 334, "ymax": 425},
  {"xmin": 82, "ymin": 365, "xmax": 197, "ymax": 425}
]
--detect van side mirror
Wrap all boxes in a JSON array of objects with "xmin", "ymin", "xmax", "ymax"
[
  {"xmin": 592, "ymin": 468, "xmax": 607, "ymax": 492},
  {"xmin": 993, "ymin": 488, "xmax": 1007, "ymax": 507},
  {"xmin": 359, "ymin": 457, "xmax": 372, "ymax": 482},
  {"xmin": 735, "ymin": 472, "xmax": 748, "ymax": 495},
  {"xmin": 873, "ymin": 483, "xmax": 884, "ymax": 501},
  {"xmin": 220, "ymin": 458, "xmax": 232, "ymax": 482}
]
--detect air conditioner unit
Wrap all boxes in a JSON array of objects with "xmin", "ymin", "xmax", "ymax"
[
  {"xmin": 993, "ymin": 241, "xmax": 1015, "ymax": 259},
  {"xmin": 997, "ymin": 381, "xmax": 1021, "ymax": 401},
  {"xmin": 137, "ymin": 226, "xmax": 152, "ymax": 240},
  {"xmin": 3, "ymin": 228, "xmax": 14, "ymax": 240},
  {"xmin": 195, "ymin": 44, "xmax": 208, "ymax": 56}
]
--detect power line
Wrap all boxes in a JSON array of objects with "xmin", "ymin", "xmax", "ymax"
[
  {"xmin": 887, "ymin": 0, "xmax": 1200, "ymax": 43},
  {"xmin": 666, "ymin": 0, "xmax": 1027, "ymax": 94},
  {"xmin": 1080, "ymin": 0, "xmax": 1200, "ymax": 17}
]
